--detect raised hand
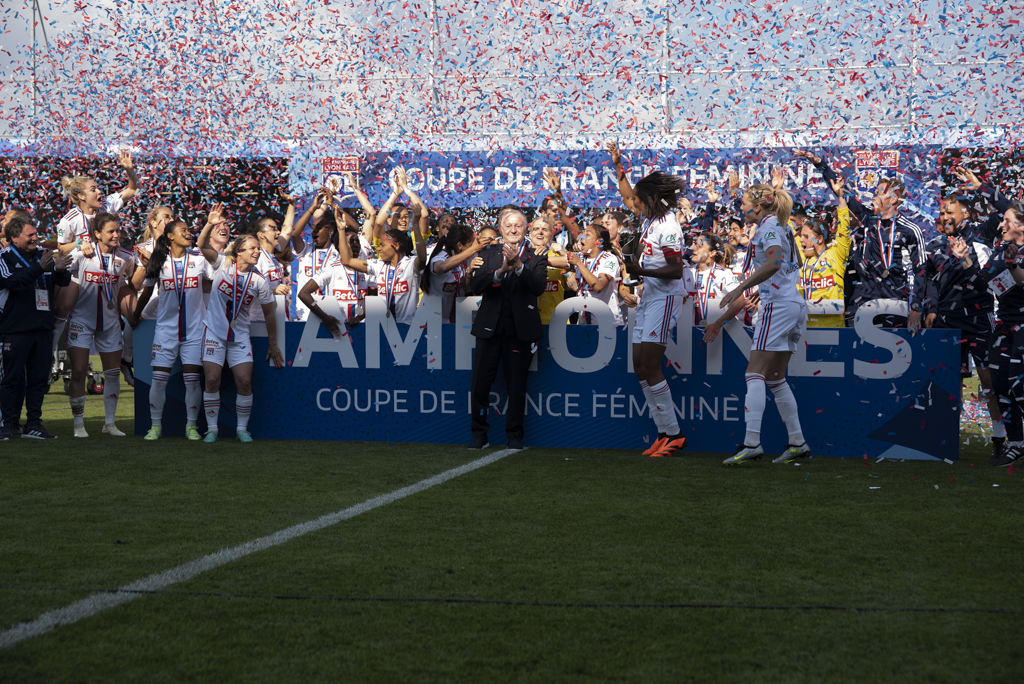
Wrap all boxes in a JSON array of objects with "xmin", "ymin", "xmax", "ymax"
[
  {"xmin": 706, "ymin": 179, "xmax": 721, "ymax": 203},
  {"xmin": 116, "ymin": 148, "xmax": 135, "ymax": 171},
  {"xmin": 39, "ymin": 250, "xmax": 54, "ymax": 269},
  {"xmin": 728, "ymin": 169, "xmax": 740, "ymax": 194},
  {"xmin": 395, "ymin": 167, "xmax": 409, "ymax": 193},
  {"xmin": 828, "ymin": 176, "xmax": 845, "ymax": 197},
  {"xmin": 953, "ymin": 165, "xmax": 982, "ymax": 192},
  {"xmin": 794, "ymin": 149, "xmax": 822, "ymax": 165},
  {"xmin": 207, "ymin": 202, "xmax": 227, "ymax": 227},
  {"xmin": 605, "ymin": 141, "xmax": 622, "ymax": 166},
  {"xmin": 771, "ymin": 166, "xmax": 785, "ymax": 191},
  {"xmin": 53, "ymin": 253, "xmax": 72, "ymax": 271},
  {"xmin": 566, "ymin": 251, "xmax": 582, "ymax": 267},
  {"xmin": 543, "ymin": 167, "xmax": 562, "ymax": 193},
  {"xmin": 950, "ymin": 236, "xmax": 970, "ymax": 261},
  {"xmin": 342, "ymin": 171, "xmax": 360, "ymax": 192},
  {"xmin": 276, "ymin": 187, "xmax": 295, "ymax": 204}
]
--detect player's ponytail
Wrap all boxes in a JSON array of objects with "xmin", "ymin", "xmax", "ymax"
[
  {"xmin": 61, "ymin": 175, "xmax": 93, "ymax": 208},
  {"xmin": 745, "ymin": 184, "xmax": 793, "ymax": 228}
]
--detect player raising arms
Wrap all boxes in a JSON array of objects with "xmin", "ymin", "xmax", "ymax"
[
  {"xmin": 298, "ymin": 226, "xmax": 368, "ymax": 334},
  {"xmin": 248, "ymin": 188, "xmax": 304, "ymax": 321},
  {"xmin": 421, "ymin": 223, "xmax": 484, "ymax": 323},
  {"xmin": 131, "ymin": 216, "xmax": 218, "ymax": 441},
  {"xmin": 197, "ymin": 208, "xmax": 284, "ymax": 443},
  {"xmin": 66, "ymin": 213, "xmax": 144, "ymax": 438},
  {"xmin": 52, "ymin": 150, "xmax": 140, "ymax": 363},
  {"xmin": 609, "ymin": 141, "xmax": 689, "ymax": 458},
  {"xmin": 719, "ymin": 185, "xmax": 809, "ymax": 465}
]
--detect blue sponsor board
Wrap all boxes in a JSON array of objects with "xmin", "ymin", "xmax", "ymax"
[
  {"xmin": 312, "ymin": 146, "xmax": 942, "ymax": 233},
  {"xmin": 134, "ymin": 297, "xmax": 961, "ymax": 460}
]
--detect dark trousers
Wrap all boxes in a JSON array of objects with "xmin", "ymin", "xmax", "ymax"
[
  {"xmin": 470, "ymin": 332, "xmax": 535, "ymax": 442},
  {"xmin": 989, "ymin": 324, "xmax": 1024, "ymax": 442},
  {"xmin": 1, "ymin": 330, "xmax": 52, "ymax": 429}
]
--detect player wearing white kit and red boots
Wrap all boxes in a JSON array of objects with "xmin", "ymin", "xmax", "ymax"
[
  {"xmin": 196, "ymin": 210, "xmax": 284, "ymax": 443},
  {"xmin": 131, "ymin": 217, "xmax": 218, "ymax": 441},
  {"xmin": 719, "ymin": 184, "xmax": 810, "ymax": 465},
  {"xmin": 66, "ymin": 213, "xmax": 144, "ymax": 437}
]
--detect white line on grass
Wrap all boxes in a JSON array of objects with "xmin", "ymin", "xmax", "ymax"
[{"xmin": 0, "ymin": 448, "xmax": 516, "ymax": 649}]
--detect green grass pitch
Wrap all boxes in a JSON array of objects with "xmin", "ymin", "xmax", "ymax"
[{"xmin": 0, "ymin": 385, "xmax": 1022, "ymax": 682}]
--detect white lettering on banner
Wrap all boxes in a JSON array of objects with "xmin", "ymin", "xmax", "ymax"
[
  {"xmin": 403, "ymin": 168, "xmax": 425, "ymax": 191},
  {"xmin": 427, "ymin": 168, "xmax": 446, "ymax": 191},
  {"xmin": 292, "ymin": 296, "xmax": 360, "ymax": 368},
  {"xmin": 853, "ymin": 299, "xmax": 912, "ymax": 378},
  {"xmin": 495, "ymin": 167, "xmax": 514, "ymax": 191},
  {"xmin": 469, "ymin": 167, "xmax": 485, "ymax": 191},
  {"xmin": 549, "ymin": 299, "xmax": 616, "ymax": 373},
  {"xmin": 790, "ymin": 328, "xmax": 845, "ymax": 377},
  {"xmin": 580, "ymin": 167, "xmax": 601, "ymax": 190},
  {"xmin": 704, "ymin": 319, "xmax": 752, "ymax": 375},
  {"xmin": 364, "ymin": 296, "xmax": 442, "ymax": 369},
  {"xmin": 448, "ymin": 167, "xmax": 466, "ymax": 188},
  {"xmin": 516, "ymin": 167, "xmax": 536, "ymax": 191},
  {"xmin": 560, "ymin": 167, "xmax": 578, "ymax": 191},
  {"xmin": 287, "ymin": 295, "xmax": 909, "ymax": 380}
]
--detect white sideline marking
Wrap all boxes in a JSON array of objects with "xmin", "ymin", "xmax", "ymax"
[{"xmin": 0, "ymin": 448, "xmax": 516, "ymax": 649}]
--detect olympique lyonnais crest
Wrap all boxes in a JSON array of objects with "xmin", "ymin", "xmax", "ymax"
[
  {"xmin": 854, "ymin": 150, "xmax": 900, "ymax": 197},
  {"xmin": 320, "ymin": 156, "xmax": 361, "ymax": 194}
]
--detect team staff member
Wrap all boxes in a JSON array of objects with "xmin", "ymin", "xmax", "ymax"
[
  {"xmin": 912, "ymin": 167, "xmax": 1014, "ymax": 461},
  {"xmin": 0, "ymin": 217, "xmax": 72, "ymax": 440},
  {"xmin": 468, "ymin": 209, "xmax": 547, "ymax": 451},
  {"xmin": 797, "ymin": 149, "xmax": 926, "ymax": 326},
  {"xmin": 988, "ymin": 202, "xmax": 1024, "ymax": 467}
]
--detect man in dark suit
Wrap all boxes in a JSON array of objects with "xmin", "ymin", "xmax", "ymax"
[{"xmin": 468, "ymin": 209, "xmax": 548, "ymax": 451}]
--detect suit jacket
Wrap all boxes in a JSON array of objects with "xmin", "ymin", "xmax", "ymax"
[{"xmin": 470, "ymin": 243, "xmax": 548, "ymax": 341}]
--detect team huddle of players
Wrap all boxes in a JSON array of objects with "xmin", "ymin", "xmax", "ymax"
[{"xmin": 11, "ymin": 144, "xmax": 1024, "ymax": 466}]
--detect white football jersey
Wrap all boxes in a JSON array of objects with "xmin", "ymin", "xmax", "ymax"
[
  {"xmin": 425, "ymin": 249, "xmax": 467, "ymax": 323},
  {"xmin": 694, "ymin": 264, "xmax": 740, "ymax": 324},
  {"xmin": 745, "ymin": 215, "xmax": 804, "ymax": 305},
  {"xmin": 203, "ymin": 264, "xmax": 274, "ymax": 343},
  {"xmin": 250, "ymin": 248, "xmax": 285, "ymax": 322},
  {"xmin": 638, "ymin": 213, "xmax": 685, "ymax": 297},
  {"xmin": 294, "ymin": 244, "xmax": 342, "ymax": 320},
  {"xmin": 310, "ymin": 263, "xmax": 367, "ymax": 319},
  {"xmin": 366, "ymin": 256, "xmax": 422, "ymax": 325},
  {"xmin": 142, "ymin": 250, "xmax": 220, "ymax": 342},
  {"xmin": 575, "ymin": 250, "xmax": 622, "ymax": 324},
  {"xmin": 57, "ymin": 194, "xmax": 124, "ymax": 245},
  {"xmin": 69, "ymin": 247, "xmax": 136, "ymax": 331}
]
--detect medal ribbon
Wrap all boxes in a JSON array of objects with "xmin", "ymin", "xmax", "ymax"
[
  {"xmin": 231, "ymin": 265, "xmax": 255, "ymax": 322},
  {"xmin": 11, "ymin": 248, "xmax": 48, "ymax": 287},
  {"xmin": 100, "ymin": 250, "xmax": 116, "ymax": 308},
  {"xmin": 876, "ymin": 221, "xmax": 896, "ymax": 273},
  {"xmin": 172, "ymin": 255, "xmax": 189, "ymax": 341},
  {"xmin": 801, "ymin": 253, "xmax": 822, "ymax": 300},
  {"xmin": 697, "ymin": 265, "xmax": 719, "ymax": 322},
  {"xmin": 578, "ymin": 253, "xmax": 600, "ymax": 295},
  {"xmin": 384, "ymin": 257, "xmax": 409, "ymax": 315}
]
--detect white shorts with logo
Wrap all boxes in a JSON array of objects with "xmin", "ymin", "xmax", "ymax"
[
  {"xmin": 753, "ymin": 300, "xmax": 807, "ymax": 353},
  {"xmin": 202, "ymin": 329, "xmax": 254, "ymax": 368},
  {"xmin": 67, "ymin": 319, "xmax": 122, "ymax": 353},
  {"xmin": 152, "ymin": 331, "xmax": 204, "ymax": 368},
  {"xmin": 632, "ymin": 294, "xmax": 680, "ymax": 345}
]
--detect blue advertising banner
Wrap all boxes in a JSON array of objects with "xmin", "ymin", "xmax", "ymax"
[
  {"xmin": 321, "ymin": 145, "xmax": 943, "ymax": 233},
  {"xmin": 134, "ymin": 297, "xmax": 962, "ymax": 460}
]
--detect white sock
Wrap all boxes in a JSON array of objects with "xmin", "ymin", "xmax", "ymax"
[
  {"xmin": 102, "ymin": 369, "xmax": 120, "ymax": 425},
  {"xmin": 149, "ymin": 371, "xmax": 170, "ymax": 428},
  {"xmin": 204, "ymin": 392, "xmax": 220, "ymax": 432},
  {"xmin": 236, "ymin": 393, "xmax": 253, "ymax": 432},
  {"xmin": 992, "ymin": 419, "xmax": 1006, "ymax": 439},
  {"xmin": 121, "ymin": 324, "xmax": 133, "ymax": 364},
  {"xmin": 649, "ymin": 380, "xmax": 680, "ymax": 437},
  {"xmin": 69, "ymin": 395, "xmax": 85, "ymax": 426},
  {"xmin": 639, "ymin": 380, "xmax": 666, "ymax": 433},
  {"xmin": 52, "ymin": 318, "xmax": 66, "ymax": 357},
  {"xmin": 767, "ymin": 378, "xmax": 804, "ymax": 445},
  {"xmin": 1010, "ymin": 440, "xmax": 1024, "ymax": 448},
  {"xmin": 183, "ymin": 373, "xmax": 202, "ymax": 426},
  {"xmin": 744, "ymin": 373, "xmax": 766, "ymax": 446}
]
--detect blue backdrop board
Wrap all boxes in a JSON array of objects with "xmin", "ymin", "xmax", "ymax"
[{"xmin": 134, "ymin": 297, "xmax": 962, "ymax": 460}]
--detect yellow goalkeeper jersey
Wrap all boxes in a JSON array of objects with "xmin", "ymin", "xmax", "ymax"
[{"xmin": 797, "ymin": 206, "xmax": 852, "ymax": 327}]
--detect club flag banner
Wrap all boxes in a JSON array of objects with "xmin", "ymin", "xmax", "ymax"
[
  {"xmin": 134, "ymin": 296, "xmax": 962, "ymax": 461},
  {"xmin": 323, "ymin": 145, "xmax": 942, "ymax": 233}
]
